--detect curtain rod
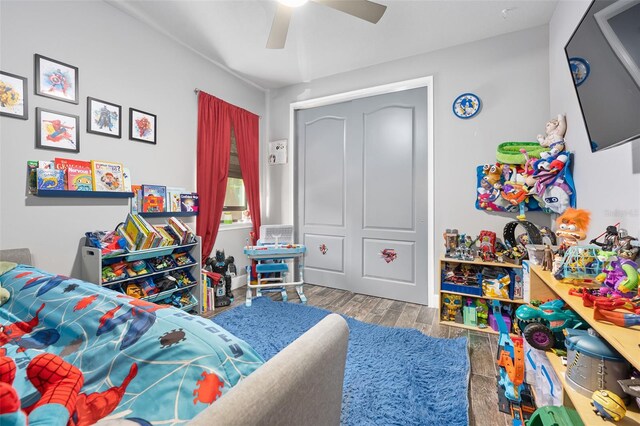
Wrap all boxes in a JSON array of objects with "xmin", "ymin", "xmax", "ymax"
[{"xmin": 194, "ymin": 88, "xmax": 262, "ymax": 119}]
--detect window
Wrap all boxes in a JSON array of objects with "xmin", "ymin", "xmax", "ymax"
[{"xmin": 222, "ymin": 129, "xmax": 247, "ymax": 222}]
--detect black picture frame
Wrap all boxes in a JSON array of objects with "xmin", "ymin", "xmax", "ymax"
[
  {"xmin": 129, "ymin": 107, "xmax": 157, "ymax": 144},
  {"xmin": 34, "ymin": 54, "xmax": 79, "ymax": 104},
  {"xmin": 87, "ymin": 97, "xmax": 122, "ymax": 138},
  {"xmin": 35, "ymin": 107, "xmax": 80, "ymax": 153},
  {"xmin": 0, "ymin": 71, "xmax": 28, "ymax": 120}
]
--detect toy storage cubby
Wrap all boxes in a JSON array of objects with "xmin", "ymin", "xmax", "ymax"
[
  {"xmin": 80, "ymin": 236, "xmax": 202, "ymax": 314},
  {"xmin": 438, "ymin": 257, "xmax": 527, "ymax": 336},
  {"xmin": 529, "ymin": 265, "xmax": 640, "ymax": 425}
]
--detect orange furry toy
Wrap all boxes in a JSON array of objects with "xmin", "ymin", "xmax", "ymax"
[{"xmin": 555, "ymin": 208, "xmax": 591, "ymax": 250}]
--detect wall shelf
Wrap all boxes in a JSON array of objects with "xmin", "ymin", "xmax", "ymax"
[
  {"xmin": 35, "ymin": 190, "xmax": 134, "ymax": 198},
  {"xmin": 138, "ymin": 211, "xmax": 198, "ymax": 218}
]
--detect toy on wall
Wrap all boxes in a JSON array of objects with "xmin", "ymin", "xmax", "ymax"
[
  {"xmin": 475, "ymin": 114, "xmax": 577, "ymax": 218},
  {"xmin": 537, "ymin": 114, "xmax": 567, "ymax": 159}
]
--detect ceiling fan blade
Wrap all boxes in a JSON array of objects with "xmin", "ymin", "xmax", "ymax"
[
  {"xmin": 267, "ymin": 4, "xmax": 293, "ymax": 49},
  {"xmin": 313, "ymin": 0, "xmax": 387, "ymax": 24}
]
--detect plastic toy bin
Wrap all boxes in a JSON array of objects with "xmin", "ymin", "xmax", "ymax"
[{"xmin": 441, "ymin": 282, "xmax": 483, "ymax": 296}]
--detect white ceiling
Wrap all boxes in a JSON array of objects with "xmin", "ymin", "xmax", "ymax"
[{"xmin": 107, "ymin": 0, "xmax": 559, "ymax": 90}]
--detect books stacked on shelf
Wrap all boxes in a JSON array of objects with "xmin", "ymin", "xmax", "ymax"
[
  {"xmin": 119, "ymin": 213, "xmax": 196, "ymax": 251},
  {"xmin": 27, "ymin": 158, "xmax": 131, "ymax": 193},
  {"xmin": 129, "ymin": 184, "xmax": 199, "ymax": 215}
]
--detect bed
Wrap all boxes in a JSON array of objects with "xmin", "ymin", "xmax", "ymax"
[{"xmin": 0, "ymin": 248, "xmax": 349, "ymax": 425}]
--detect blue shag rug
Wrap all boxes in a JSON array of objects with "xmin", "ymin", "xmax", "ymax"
[{"xmin": 213, "ymin": 297, "xmax": 470, "ymax": 425}]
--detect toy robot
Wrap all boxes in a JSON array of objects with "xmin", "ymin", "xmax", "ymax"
[
  {"xmin": 204, "ymin": 250, "xmax": 236, "ymax": 307},
  {"xmin": 441, "ymin": 293, "xmax": 462, "ymax": 322}
]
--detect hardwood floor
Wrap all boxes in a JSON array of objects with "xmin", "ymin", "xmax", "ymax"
[{"xmin": 204, "ymin": 284, "xmax": 512, "ymax": 426}]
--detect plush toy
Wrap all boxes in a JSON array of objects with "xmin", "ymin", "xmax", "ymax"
[
  {"xmin": 537, "ymin": 114, "xmax": 567, "ymax": 159},
  {"xmin": 482, "ymin": 163, "xmax": 503, "ymax": 186},
  {"xmin": 555, "ymin": 208, "xmax": 591, "ymax": 251}
]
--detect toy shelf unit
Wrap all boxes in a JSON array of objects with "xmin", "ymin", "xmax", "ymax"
[
  {"xmin": 439, "ymin": 257, "xmax": 526, "ymax": 336},
  {"xmin": 529, "ymin": 265, "xmax": 640, "ymax": 425},
  {"xmin": 80, "ymin": 236, "xmax": 202, "ymax": 314},
  {"xmin": 138, "ymin": 211, "xmax": 198, "ymax": 218}
]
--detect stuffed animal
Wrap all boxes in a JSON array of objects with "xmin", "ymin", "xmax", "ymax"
[
  {"xmin": 555, "ymin": 208, "xmax": 591, "ymax": 251},
  {"xmin": 537, "ymin": 114, "xmax": 567, "ymax": 159}
]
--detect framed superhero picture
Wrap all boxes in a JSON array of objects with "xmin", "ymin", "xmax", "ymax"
[
  {"xmin": 35, "ymin": 108, "xmax": 80, "ymax": 153},
  {"xmin": 0, "ymin": 71, "xmax": 28, "ymax": 120},
  {"xmin": 34, "ymin": 54, "xmax": 79, "ymax": 104},
  {"xmin": 129, "ymin": 108, "xmax": 156, "ymax": 144},
  {"xmin": 87, "ymin": 97, "xmax": 121, "ymax": 138}
]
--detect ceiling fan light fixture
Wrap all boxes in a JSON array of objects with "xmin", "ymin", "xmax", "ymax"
[{"xmin": 278, "ymin": 0, "xmax": 308, "ymax": 8}]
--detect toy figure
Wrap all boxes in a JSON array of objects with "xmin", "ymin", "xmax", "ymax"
[
  {"xmin": 482, "ymin": 164, "xmax": 503, "ymax": 186},
  {"xmin": 441, "ymin": 293, "xmax": 462, "ymax": 322},
  {"xmin": 443, "ymin": 229, "xmax": 459, "ymax": 257},
  {"xmin": 590, "ymin": 225, "xmax": 620, "ymax": 251},
  {"xmin": 615, "ymin": 229, "xmax": 640, "ymax": 261},
  {"xmin": 542, "ymin": 244, "xmax": 554, "ymax": 271},
  {"xmin": 555, "ymin": 208, "xmax": 591, "ymax": 252},
  {"xmin": 596, "ymin": 251, "xmax": 639, "ymax": 298},
  {"xmin": 476, "ymin": 299, "xmax": 489, "ymax": 328},
  {"xmin": 537, "ymin": 114, "xmax": 566, "ymax": 159}
]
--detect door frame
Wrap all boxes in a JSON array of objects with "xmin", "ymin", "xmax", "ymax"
[{"xmin": 288, "ymin": 76, "xmax": 436, "ymax": 305}]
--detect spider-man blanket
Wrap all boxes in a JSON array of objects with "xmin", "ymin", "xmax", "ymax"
[{"xmin": 0, "ymin": 265, "xmax": 264, "ymax": 424}]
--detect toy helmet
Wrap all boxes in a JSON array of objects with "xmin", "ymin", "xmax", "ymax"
[{"xmin": 591, "ymin": 390, "xmax": 626, "ymax": 421}]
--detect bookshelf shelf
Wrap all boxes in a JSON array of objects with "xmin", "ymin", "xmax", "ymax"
[
  {"xmin": 35, "ymin": 190, "xmax": 134, "ymax": 198},
  {"xmin": 138, "ymin": 211, "xmax": 198, "ymax": 218}
]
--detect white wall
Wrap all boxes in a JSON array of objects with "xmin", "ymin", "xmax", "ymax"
[
  {"xmin": 549, "ymin": 1, "xmax": 640, "ymax": 239},
  {"xmin": 266, "ymin": 25, "xmax": 552, "ymax": 300},
  {"xmin": 0, "ymin": 1, "xmax": 266, "ymax": 275}
]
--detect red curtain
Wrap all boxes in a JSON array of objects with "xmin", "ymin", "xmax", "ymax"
[
  {"xmin": 231, "ymin": 107, "xmax": 261, "ymax": 244},
  {"xmin": 196, "ymin": 92, "xmax": 231, "ymax": 258}
]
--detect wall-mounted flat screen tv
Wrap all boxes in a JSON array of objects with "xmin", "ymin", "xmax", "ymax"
[{"xmin": 565, "ymin": 0, "xmax": 640, "ymax": 152}]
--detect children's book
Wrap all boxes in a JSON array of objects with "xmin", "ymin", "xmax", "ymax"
[
  {"xmin": 37, "ymin": 169, "xmax": 64, "ymax": 191},
  {"xmin": 27, "ymin": 161, "xmax": 38, "ymax": 194},
  {"xmin": 38, "ymin": 161, "xmax": 54, "ymax": 170},
  {"xmin": 91, "ymin": 161, "xmax": 124, "ymax": 192},
  {"xmin": 131, "ymin": 185, "xmax": 142, "ymax": 214},
  {"xmin": 166, "ymin": 187, "xmax": 185, "ymax": 212},
  {"xmin": 124, "ymin": 213, "xmax": 146, "ymax": 250},
  {"xmin": 142, "ymin": 184, "xmax": 166, "ymax": 212},
  {"xmin": 180, "ymin": 193, "xmax": 199, "ymax": 212},
  {"xmin": 67, "ymin": 162, "xmax": 92, "ymax": 191},
  {"xmin": 122, "ymin": 168, "xmax": 132, "ymax": 192}
]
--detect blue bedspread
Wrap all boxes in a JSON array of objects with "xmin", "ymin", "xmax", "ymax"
[{"xmin": 0, "ymin": 265, "xmax": 263, "ymax": 424}]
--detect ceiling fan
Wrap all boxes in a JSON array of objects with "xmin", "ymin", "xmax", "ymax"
[{"xmin": 267, "ymin": 0, "xmax": 387, "ymax": 49}]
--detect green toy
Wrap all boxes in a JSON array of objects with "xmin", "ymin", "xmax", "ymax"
[
  {"xmin": 526, "ymin": 406, "xmax": 584, "ymax": 426},
  {"xmin": 463, "ymin": 298, "xmax": 477, "ymax": 327},
  {"xmin": 476, "ymin": 299, "xmax": 489, "ymax": 328},
  {"xmin": 496, "ymin": 142, "xmax": 546, "ymax": 164}
]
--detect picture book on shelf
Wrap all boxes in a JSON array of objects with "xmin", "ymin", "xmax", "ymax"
[
  {"xmin": 166, "ymin": 187, "xmax": 185, "ymax": 212},
  {"xmin": 91, "ymin": 160, "xmax": 124, "ymax": 192},
  {"xmin": 131, "ymin": 185, "xmax": 142, "ymax": 214},
  {"xmin": 37, "ymin": 169, "xmax": 64, "ymax": 191},
  {"xmin": 142, "ymin": 184, "xmax": 166, "ymax": 212},
  {"xmin": 55, "ymin": 158, "xmax": 92, "ymax": 190},
  {"xmin": 180, "ymin": 193, "xmax": 199, "ymax": 212},
  {"xmin": 123, "ymin": 168, "xmax": 132, "ymax": 192},
  {"xmin": 27, "ymin": 161, "xmax": 38, "ymax": 194}
]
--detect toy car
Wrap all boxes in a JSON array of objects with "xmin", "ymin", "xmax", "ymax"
[{"xmin": 515, "ymin": 299, "xmax": 585, "ymax": 350}]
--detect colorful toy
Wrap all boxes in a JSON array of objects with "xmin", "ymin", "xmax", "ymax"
[
  {"xmin": 463, "ymin": 298, "xmax": 477, "ymax": 326},
  {"xmin": 476, "ymin": 299, "xmax": 489, "ymax": 328},
  {"xmin": 443, "ymin": 229, "xmax": 459, "ymax": 257},
  {"xmin": 596, "ymin": 251, "xmax": 639, "ymax": 298},
  {"xmin": 537, "ymin": 114, "xmax": 567, "ymax": 159},
  {"xmin": 555, "ymin": 208, "xmax": 591, "ymax": 252},
  {"xmin": 441, "ymin": 293, "xmax": 462, "ymax": 322},
  {"xmin": 492, "ymin": 300, "xmax": 536, "ymax": 424},
  {"xmin": 515, "ymin": 299, "xmax": 585, "ymax": 350},
  {"xmin": 594, "ymin": 308, "xmax": 640, "ymax": 328},
  {"xmin": 101, "ymin": 262, "xmax": 127, "ymax": 283},
  {"xmin": 553, "ymin": 245, "xmax": 603, "ymax": 283},
  {"xmin": 526, "ymin": 406, "xmax": 583, "ymax": 426},
  {"xmin": 483, "ymin": 274, "xmax": 510, "ymax": 299},
  {"xmin": 591, "ymin": 390, "xmax": 627, "ymax": 422}
]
